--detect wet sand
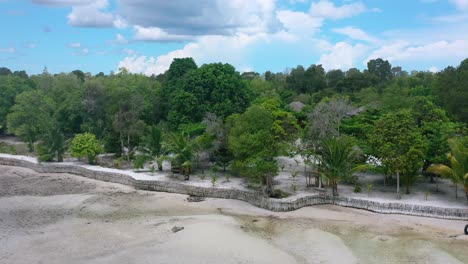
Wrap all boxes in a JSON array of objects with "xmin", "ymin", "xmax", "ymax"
[{"xmin": 0, "ymin": 165, "xmax": 467, "ymax": 264}]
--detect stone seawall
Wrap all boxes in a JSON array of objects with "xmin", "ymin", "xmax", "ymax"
[{"xmin": 1, "ymin": 155, "xmax": 467, "ymax": 220}]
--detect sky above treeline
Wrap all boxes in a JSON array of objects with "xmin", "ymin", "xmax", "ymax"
[{"xmin": 0, "ymin": 0, "xmax": 467, "ymax": 76}]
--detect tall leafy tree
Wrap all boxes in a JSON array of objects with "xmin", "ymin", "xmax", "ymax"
[
  {"xmin": 367, "ymin": 58, "xmax": 393, "ymax": 84},
  {"xmin": 0, "ymin": 75, "xmax": 34, "ymax": 134},
  {"xmin": 229, "ymin": 106, "xmax": 281, "ymax": 195},
  {"xmin": 7, "ymin": 90, "xmax": 56, "ymax": 152},
  {"xmin": 370, "ymin": 110, "xmax": 427, "ymax": 197}
]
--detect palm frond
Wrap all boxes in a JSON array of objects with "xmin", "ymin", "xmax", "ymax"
[{"xmin": 427, "ymin": 164, "xmax": 455, "ymax": 179}]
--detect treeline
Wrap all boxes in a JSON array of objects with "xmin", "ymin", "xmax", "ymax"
[{"xmin": 0, "ymin": 57, "xmax": 467, "ymax": 197}]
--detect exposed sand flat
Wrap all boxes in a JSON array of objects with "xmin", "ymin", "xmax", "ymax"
[{"xmin": 0, "ymin": 165, "xmax": 467, "ymax": 264}]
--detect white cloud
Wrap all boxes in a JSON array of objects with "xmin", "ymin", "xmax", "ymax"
[
  {"xmin": 429, "ymin": 66, "xmax": 439, "ymax": 72},
  {"xmin": 122, "ymin": 48, "xmax": 137, "ymax": 56},
  {"xmin": 67, "ymin": 0, "xmax": 115, "ymax": 27},
  {"xmin": 449, "ymin": 0, "xmax": 468, "ymax": 10},
  {"xmin": 318, "ymin": 42, "xmax": 368, "ymax": 70},
  {"xmin": 333, "ymin": 26, "xmax": 377, "ymax": 42},
  {"xmin": 366, "ymin": 40, "xmax": 468, "ymax": 63},
  {"xmin": 119, "ymin": 33, "xmax": 270, "ymax": 75},
  {"xmin": 276, "ymin": 10, "xmax": 323, "ymax": 36},
  {"xmin": 133, "ymin": 26, "xmax": 193, "ymax": 42},
  {"xmin": 118, "ymin": 0, "xmax": 277, "ymax": 37},
  {"xmin": 114, "ymin": 34, "xmax": 128, "ymax": 44},
  {"xmin": 309, "ymin": 0, "xmax": 379, "ymax": 20},
  {"xmin": 68, "ymin": 42, "xmax": 81, "ymax": 48},
  {"xmin": 113, "ymin": 17, "xmax": 128, "ymax": 29}
]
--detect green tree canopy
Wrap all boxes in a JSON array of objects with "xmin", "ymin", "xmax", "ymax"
[
  {"xmin": 370, "ymin": 110, "xmax": 427, "ymax": 196},
  {"xmin": 7, "ymin": 90, "xmax": 56, "ymax": 152}
]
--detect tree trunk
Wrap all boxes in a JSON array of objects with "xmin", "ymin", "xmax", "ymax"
[
  {"xmin": 127, "ymin": 135, "xmax": 130, "ymax": 161},
  {"xmin": 332, "ymin": 180, "xmax": 339, "ymax": 196},
  {"xmin": 396, "ymin": 171, "xmax": 401, "ymax": 199},
  {"xmin": 406, "ymin": 174, "xmax": 410, "ymax": 194},
  {"xmin": 455, "ymin": 183, "xmax": 458, "ymax": 199}
]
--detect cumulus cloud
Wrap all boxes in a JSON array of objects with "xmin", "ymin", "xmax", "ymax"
[
  {"xmin": 318, "ymin": 42, "xmax": 368, "ymax": 70},
  {"xmin": 133, "ymin": 26, "xmax": 193, "ymax": 42},
  {"xmin": 67, "ymin": 0, "xmax": 115, "ymax": 27},
  {"xmin": 429, "ymin": 66, "xmax": 439, "ymax": 72},
  {"xmin": 366, "ymin": 40, "xmax": 468, "ymax": 63},
  {"xmin": 118, "ymin": 33, "xmax": 270, "ymax": 75},
  {"xmin": 117, "ymin": 0, "xmax": 277, "ymax": 37},
  {"xmin": 276, "ymin": 10, "xmax": 323, "ymax": 36},
  {"xmin": 333, "ymin": 26, "xmax": 377, "ymax": 42},
  {"xmin": 310, "ymin": 0, "xmax": 379, "ymax": 20}
]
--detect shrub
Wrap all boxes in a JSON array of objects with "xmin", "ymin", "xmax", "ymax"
[
  {"xmin": 70, "ymin": 133, "xmax": 103, "ymax": 164},
  {"xmin": 353, "ymin": 185, "xmax": 362, "ymax": 193},
  {"xmin": 211, "ymin": 174, "xmax": 218, "ymax": 186}
]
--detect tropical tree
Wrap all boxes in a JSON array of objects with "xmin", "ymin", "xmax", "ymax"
[
  {"xmin": 427, "ymin": 137, "xmax": 468, "ymax": 202},
  {"xmin": 317, "ymin": 136, "xmax": 368, "ymax": 196},
  {"xmin": 7, "ymin": 90, "xmax": 56, "ymax": 152},
  {"xmin": 36, "ymin": 124, "xmax": 65, "ymax": 162},
  {"xmin": 134, "ymin": 125, "xmax": 164, "ymax": 171},
  {"xmin": 163, "ymin": 132, "xmax": 195, "ymax": 180},
  {"xmin": 370, "ymin": 110, "xmax": 427, "ymax": 197},
  {"xmin": 229, "ymin": 105, "xmax": 281, "ymax": 195},
  {"xmin": 70, "ymin": 133, "xmax": 103, "ymax": 164}
]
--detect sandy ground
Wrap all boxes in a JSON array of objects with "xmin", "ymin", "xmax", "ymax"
[{"xmin": 1, "ymin": 165, "xmax": 467, "ymax": 264}]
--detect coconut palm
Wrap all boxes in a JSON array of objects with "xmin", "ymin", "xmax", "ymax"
[
  {"xmin": 317, "ymin": 136, "xmax": 370, "ymax": 196},
  {"xmin": 427, "ymin": 137, "xmax": 468, "ymax": 203},
  {"xmin": 134, "ymin": 125, "xmax": 164, "ymax": 171},
  {"xmin": 163, "ymin": 132, "xmax": 195, "ymax": 180}
]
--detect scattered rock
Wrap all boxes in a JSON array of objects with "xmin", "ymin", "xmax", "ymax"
[
  {"xmin": 379, "ymin": 237, "xmax": 388, "ymax": 241},
  {"xmin": 186, "ymin": 196, "xmax": 205, "ymax": 203},
  {"xmin": 252, "ymin": 219, "xmax": 259, "ymax": 223},
  {"xmin": 172, "ymin": 226, "xmax": 184, "ymax": 233}
]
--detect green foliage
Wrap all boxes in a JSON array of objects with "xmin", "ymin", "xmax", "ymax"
[
  {"xmin": 211, "ymin": 174, "xmax": 218, "ymax": 186},
  {"xmin": 353, "ymin": 185, "xmax": 362, "ymax": 193},
  {"xmin": 0, "ymin": 75, "xmax": 34, "ymax": 133},
  {"xmin": 432, "ymin": 59, "xmax": 468, "ymax": 122},
  {"xmin": 70, "ymin": 133, "xmax": 103, "ymax": 164},
  {"xmin": 7, "ymin": 90, "xmax": 56, "ymax": 152},
  {"xmin": 0, "ymin": 142, "xmax": 16, "ymax": 154},
  {"xmin": 317, "ymin": 136, "xmax": 369, "ymax": 196},
  {"xmin": 428, "ymin": 136, "xmax": 468, "ymax": 201},
  {"xmin": 370, "ymin": 110, "xmax": 427, "ymax": 194},
  {"xmin": 164, "ymin": 132, "xmax": 195, "ymax": 173},
  {"xmin": 229, "ymin": 106, "xmax": 280, "ymax": 194}
]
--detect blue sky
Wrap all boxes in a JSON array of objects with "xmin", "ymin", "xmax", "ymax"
[{"xmin": 0, "ymin": 0, "xmax": 467, "ymax": 75}]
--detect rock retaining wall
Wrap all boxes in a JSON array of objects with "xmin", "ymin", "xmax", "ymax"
[{"xmin": 1, "ymin": 155, "xmax": 467, "ymax": 220}]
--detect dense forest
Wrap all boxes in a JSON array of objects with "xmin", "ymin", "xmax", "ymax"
[{"xmin": 0, "ymin": 57, "xmax": 467, "ymax": 199}]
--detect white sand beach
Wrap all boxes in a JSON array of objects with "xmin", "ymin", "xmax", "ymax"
[{"xmin": 0, "ymin": 165, "xmax": 467, "ymax": 264}]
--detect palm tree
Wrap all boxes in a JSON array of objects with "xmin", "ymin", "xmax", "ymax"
[
  {"xmin": 317, "ymin": 137, "xmax": 369, "ymax": 196},
  {"xmin": 427, "ymin": 137, "xmax": 468, "ymax": 203},
  {"xmin": 134, "ymin": 125, "xmax": 164, "ymax": 171},
  {"xmin": 163, "ymin": 132, "xmax": 195, "ymax": 180}
]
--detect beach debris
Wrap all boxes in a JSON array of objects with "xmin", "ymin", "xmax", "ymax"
[
  {"xmin": 186, "ymin": 196, "xmax": 205, "ymax": 202},
  {"xmin": 172, "ymin": 226, "xmax": 184, "ymax": 233}
]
